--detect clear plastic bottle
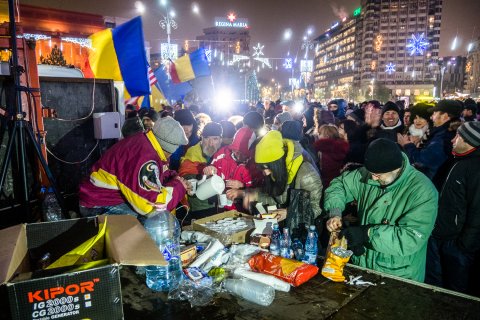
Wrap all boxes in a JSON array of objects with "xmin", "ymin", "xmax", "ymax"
[
  {"xmin": 303, "ymin": 225, "xmax": 318, "ymax": 265},
  {"xmin": 269, "ymin": 223, "xmax": 281, "ymax": 256},
  {"xmin": 41, "ymin": 187, "xmax": 63, "ymax": 222},
  {"xmin": 224, "ymin": 278, "xmax": 275, "ymax": 306},
  {"xmin": 280, "ymin": 227, "xmax": 292, "ymax": 259},
  {"xmin": 144, "ymin": 209, "xmax": 183, "ymax": 292},
  {"xmin": 292, "ymin": 238, "xmax": 304, "ymax": 261}
]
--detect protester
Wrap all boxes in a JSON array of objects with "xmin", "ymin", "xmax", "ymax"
[
  {"xmin": 327, "ymin": 99, "xmax": 347, "ymax": 121},
  {"xmin": 211, "ymin": 127, "xmax": 256, "ymax": 211},
  {"xmin": 325, "ymin": 139, "xmax": 438, "ymax": 282},
  {"xmin": 425, "ymin": 122, "xmax": 480, "ymax": 294},
  {"xmin": 121, "ymin": 115, "xmax": 144, "ymax": 138},
  {"xmin": 463, "ymin": 98, "xmax": 477, "ymax": 122},
  {"xmin": 170, "ymin": 109, "xmax": 200, "ymax": 171},
  {"xmin": 138, "ymin": 108, "xmax": 160, "ymax": 131},
  {"xmin": 272, "ymin": 111, "xmax": 293, "ymax": 130},
  {"xmin": 220, "ymin": 120, "xmax": 237, "ymax": 146},
  {"xmin": 398, "ymin": 100, "xmax": 463, "ymax": 184},
  {"xmin": 78, "ymin": 116, "xmax": 190, "ymax": 218},
  {"xmin": 281, "ymin": 120, "xmax": 319, "ymax": 174},
  {"xmin": 346, "ymin": 108, "xmax": 365, "ymax": 126},
  {"xmin": 407, "ymin": 103, "xmax": 432, "ymax": 144},
  {"xmin": 179, "ymin": 122, "xmax": 223, "ymax": 217},
  {"xmin": 243, "ymin": 111, "xmax": 265, "ymax": 138},
  {"xmin": 338, "ymin": 119, "xmax": 365, "ymax": 164},
  {"xmin": 380, "ymin": 101, "xmax": 404, "ymax": 134},
  {"xmin": 238, "ymin": 130, "xmax": 322, "ymax": 234},
  {"xmin": 313, "ymin": 124, "xmax": 349, "ymax": 187}
]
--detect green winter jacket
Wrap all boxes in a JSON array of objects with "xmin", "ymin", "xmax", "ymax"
[{"xmin": 324, "ymin": 154, "xmax": 438, "ymax": 282}]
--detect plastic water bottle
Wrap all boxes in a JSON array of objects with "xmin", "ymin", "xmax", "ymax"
[
  {"xmin": 224, "ymin": 278, "xmax": 275, "ymax": 306},
  {"xmin": 269, "ymin": 223, "xmax": 281, "ymax": 256},
  {"xmin": 41, "ymin": 187, "xmax": 63, "ymax": 222},
  {"xmin": 303, "ymin": 225, "xmax": 318, "ymax": 265},
  {"xmin": 280, "ymin": 227, "xmax": 292, "ymax": 258},
  {"xmin": 144, "ymin": 209, "xmax": 183, "ymax": 292},
  {"xmin": 292, "ymin": 238, "xmax": 304, "ymax": 261}
]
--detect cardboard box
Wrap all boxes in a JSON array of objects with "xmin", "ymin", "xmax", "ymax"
[
  {"xmin": 0, "ymin": 215, "xmax": 166, "ymax": 320},
  {"xmin": 192, "ymin": 211, "xmax": 255, "ymax": 245}
]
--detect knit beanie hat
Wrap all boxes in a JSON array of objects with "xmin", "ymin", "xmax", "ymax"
[
  {"xmin": 230, "ymin": 127, "xmax": 256, "ymax": 155},
  {"xmin": 121, "ymin": 116, "xmax": 144, "ymax": 138},
  {"xmin": 202, "ymin": 122, "xmax": 223, "ymax": 138},
  {"xmin": 364, "ymin": 138, "xmax": 403, "ymax": 174},
  {"xmin": 152, "ymin": 116, "xmax": 188, "ymax": 154},
  {"xmin": 382, "ymin": 101, "xmax": 400, "ymax": 115},
  {"xmin": 174, "ymin": 109, "xmax": 196, "ymax": 126},
  {"xmin": 243, "ymin": 111, "xmax": 265, "ymax": 130},
  {"xmin": 255, "ymin": 130, "xmax": 285, "ymax": 164},
  {"xmin": 281, "ymin": 120, "xmax": 303, "ymax": 141},
  {"xmin": 274, "ymin": 111, "xmax": 293, "ymax": 125},
  {"xmin": 457, "ymin": 122, "xmax": 480, "ymax": 147},
  {"xmin": 220, "ymin": 120, "xmax": 236, "ymax": 139}
]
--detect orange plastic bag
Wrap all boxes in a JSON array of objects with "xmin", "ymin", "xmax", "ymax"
[
  {"xmin": 248, "ymin": 252, "xmax": 319, "ymax": 287},
  {"xmin": 321, "ymin": 232, "xmax": 352, "ymax": 282}
]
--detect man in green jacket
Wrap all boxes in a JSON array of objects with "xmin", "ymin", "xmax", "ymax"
[{"xmin": 325, "ymin": 138, "xmax": 438, "ymax": 282}]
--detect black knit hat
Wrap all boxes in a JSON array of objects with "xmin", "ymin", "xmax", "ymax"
[
  {"xmin": 281, "ymin": 120, "xmax": 303, "ymax": 141},
  {"xmin": 364, "ymin": 138, "xmax": 403, "ymax": 174},
  {"xmin": 243, "ymin": 111, "xmax": 265, "ymax": 130},
  {"xmin": 174, "ymin": 109, "xmax": 196, "ymax": 126},
  {"xmin": 220, "ymin": 120, "xmax": 236, "ymax": 139},
  {"xmin": 458, "ymin": 122, "xmax": 480, "ymax": 147},
  {"xmin": 202, "ymin": 122, "xmax": 223, "ymax": 138},
  {"xmin": 382, "ymin": 101, "xmax": 400, "ymax": 115}
]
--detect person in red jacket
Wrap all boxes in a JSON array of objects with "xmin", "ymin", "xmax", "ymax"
[
  {"xmin": 313, "ymin": 124, "xmax": 349, "ymax": 188},
  {"xmin": 210, "ymin": 127, "xmax": 257, "ymax": 211}
]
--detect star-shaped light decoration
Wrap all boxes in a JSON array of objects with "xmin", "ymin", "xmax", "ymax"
[
  {"xmin": 227, "ymin": 13, "xmax": 236, "ymax": 22},
  {"xmin": 385, "ymin": 62, "xmax": 396, "ymax": 74},
  {"xmin": 406, "ymin": 33, "xmax": 429, "ymax": 56},
  {"xmin": 283, "ymin": 58, "xmax": 292, "ymax": 69},
  {"xmin": 252, "ymin": 43, "xmax": 264, "ymax": 58}
]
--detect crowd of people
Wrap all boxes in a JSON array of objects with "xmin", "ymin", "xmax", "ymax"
[{"xmin": 78, "ymin": 96, "xmax": 480, "ymax": 296}]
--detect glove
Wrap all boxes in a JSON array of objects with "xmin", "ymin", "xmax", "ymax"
[{"xmin": 339, "ymin": 225, "xmax": 371, "ymax": 256}]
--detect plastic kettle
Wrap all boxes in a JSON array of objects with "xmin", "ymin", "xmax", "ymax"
[{"xmin": 195, "ymin": 175, "xmax": 225, "ymax": 200}]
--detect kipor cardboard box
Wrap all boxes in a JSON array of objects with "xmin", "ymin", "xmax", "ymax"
[{"xmin": 0, "ymin": 215, "xmax": 166, "ymax": 320}]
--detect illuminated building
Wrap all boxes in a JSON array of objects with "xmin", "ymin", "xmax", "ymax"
[{"xmin": 313, "ymin": 0, "xmax": 443, "ymax": 101}]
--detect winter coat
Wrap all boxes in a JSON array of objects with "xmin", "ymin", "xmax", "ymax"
[
  {"xmin": 324, "ymin": 154, "xmax": 438, "ymax": 282},
  {"xmin": 179, "ymin": 142, "xmax": 215, "ymax": 212},
  {"xmin": 79, "ymin": 131, "xmax": 186, "ymax": 214},
  {"xmin": 432, "ymin": 148, "xmax": 480, "ymax": 254},
  {"xmin": 313, "ymin": 138, "xmax": 349, "ymax": 188},
  {"xmin": 254, "ymin": 139, "xmax": 323, "ymax": 217},
  {"xmin": 211, "ymin": 146, "xmax": 254, "ymax": 211},
  {"xmin": 403, "ymin": 122, "xmax": 454, "ymax": 180},
  {"xmin": 170, "ymin": 135, "xmax": 200, "ymax": 171}
]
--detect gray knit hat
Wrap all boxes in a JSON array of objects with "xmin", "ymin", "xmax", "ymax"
[
  {"xmin": 457, "ymin": 121, "xmax": 480, "ymax": 147},
  {"xmin": 274, "ymin": 111, "xmax": 293, "ymax": 125},
  {"xmin": 152, "ymin": 116, "xmax": 188, "ymax": 153}
]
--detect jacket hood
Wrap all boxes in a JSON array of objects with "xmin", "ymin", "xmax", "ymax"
[
  {"xmin": 330, "ymin": 99, "xmax": 347, "ymax": 119},
  {"xmin": 285, "ymin": 139, "xmax": 304, "ymax": 184}
]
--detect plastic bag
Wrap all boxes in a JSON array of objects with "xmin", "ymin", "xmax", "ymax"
[
  {"xmin": 247, "ymin": 252, "xmax": 319, "ymax": 287},
  {"xmin": 321, "ymin": 232, "xmax": 353, "ymax": 282},
  {"xmin": 168, "ymin": 279, "xmax": 214, "ymax": 307},
  {"xmin": 286, "ymin": 189, "xmax": 316, "ymax": 242}
]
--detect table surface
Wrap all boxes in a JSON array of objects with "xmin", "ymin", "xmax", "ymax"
[{"xmin": 121, "ymin": 264, "xmax": 480, "ymax": 320}]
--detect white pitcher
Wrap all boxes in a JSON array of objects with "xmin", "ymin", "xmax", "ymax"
[{"xmin": 195, "ymin": 175, "xmax": 225, "ymax": 200}]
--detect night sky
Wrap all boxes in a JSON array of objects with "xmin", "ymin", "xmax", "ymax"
[{"xmin": 22, "ymin": 0, "xmax": 480, "ymax": 81}]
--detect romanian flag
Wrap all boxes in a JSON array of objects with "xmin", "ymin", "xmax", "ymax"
[
  {"xmin": 125, "ymin": 66, "xmax": 167, "ymax": 109},
  {"xmin": 155, "ymin": 66, "xmax": 192, "ymax": 103},
  {"xmin": 169, "ymin": 48, "xmax": 210, "ymax": 83},
  {"xmin": 87, "ymin": 16, "xmax": 150, "ymax": 97}
]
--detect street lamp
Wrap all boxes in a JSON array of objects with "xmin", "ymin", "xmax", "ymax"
[
  {"xmin": 158, "ymin": 1, "xmax": 177, "ymax": 60},
  {"xmin": 135, "ymin": 1, "xmax": 145, "ymax": 14},
  {"xmin": 370, "ymin": 78, "xmax": 375, "ymax": 99},
  {"xmin": 191, "ymin": 3, "xmax": 200, "ymax": 15}
]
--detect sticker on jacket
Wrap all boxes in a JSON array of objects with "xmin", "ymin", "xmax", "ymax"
[{"xmin": 139, "ymin": 160, "xmax": 162, "ymax": 192}]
